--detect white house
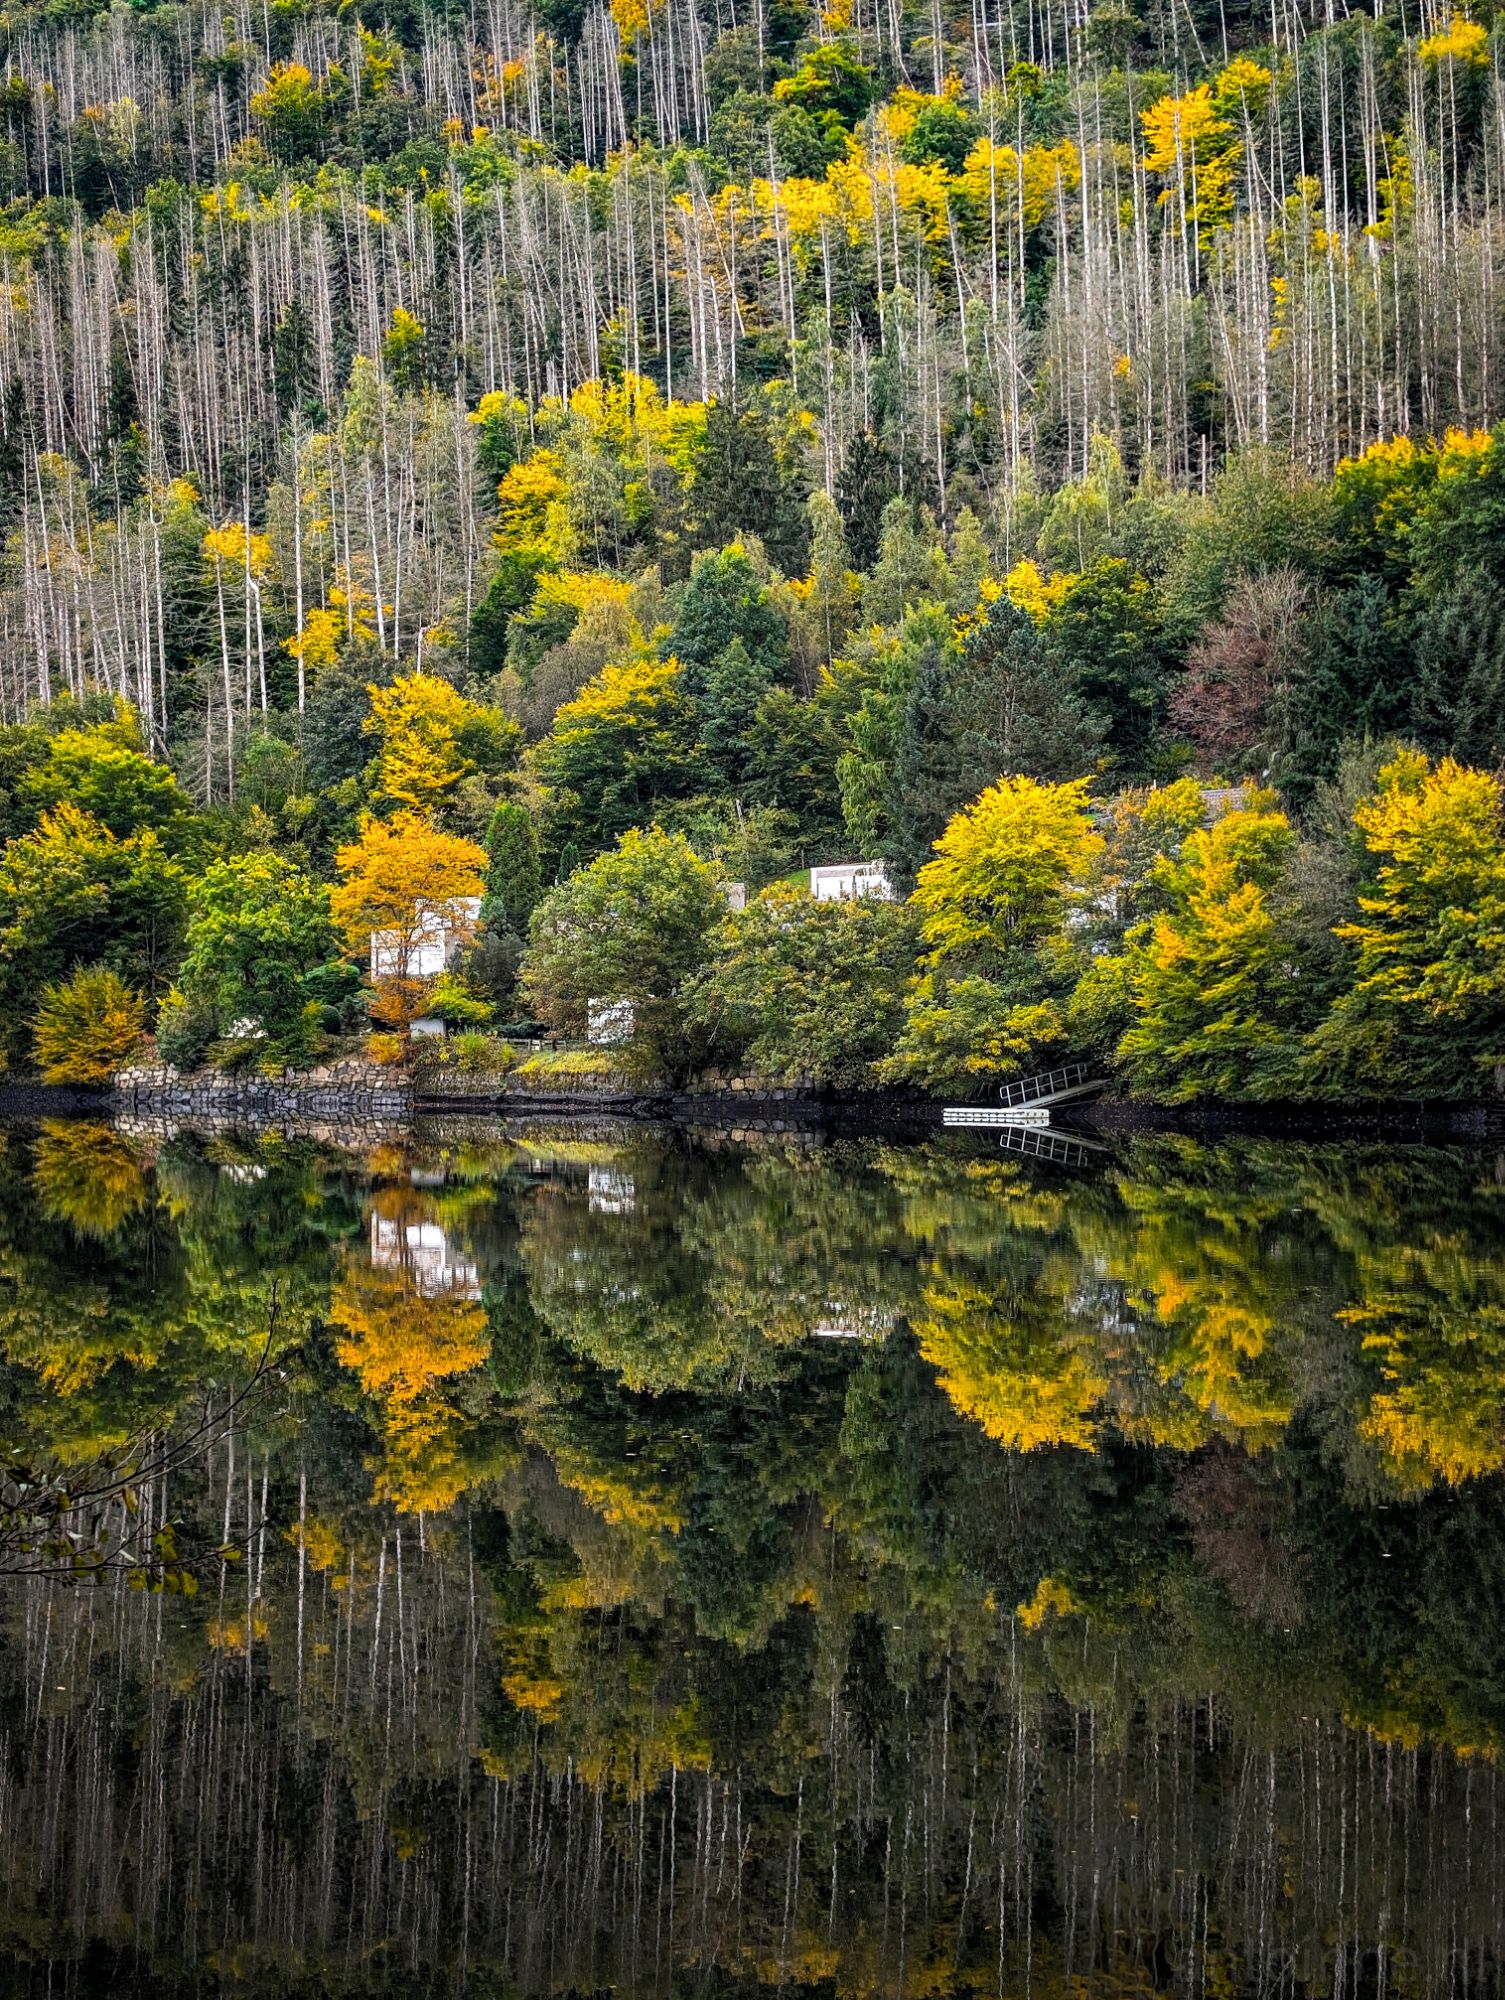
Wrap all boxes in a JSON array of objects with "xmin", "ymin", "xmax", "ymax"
[
  {"xmin": 810, "ymin": 861, "xmax": 896, "ymax": 902},
  {"xmin": 369, "ymin": 896, "xmax": 483, "ymax": 980},
  {"xmin": 587, "ymin": 998, "xmax": 636, "ymax": 1045}
]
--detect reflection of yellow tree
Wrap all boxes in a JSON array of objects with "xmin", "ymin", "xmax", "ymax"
[
  {"xmin": 1344, "ymin": 1246, "xmax": 1505, "ymax": 1488},
  {"xmin": 887, "ymin": 1147, "xmax": 1111, "ymax": 1452},
  {"xmin": 1077, "ymin": 1157, "xmax": 1302, "ymax": 1452},
  {"xmin": 32, "ymin": 1121, "xmax": 148, "ymax": 1239},
  {"xmin": 915, "ymin": 1274, "xmax": 1108, "ymax": 1451},
  {"xmin": 331, "ymin": 1245, "xmax": 489, "ymax": 1513},
  {"xmin": 887, "ymin": 1139, "xmax": 1308, "ymax": 1457}
]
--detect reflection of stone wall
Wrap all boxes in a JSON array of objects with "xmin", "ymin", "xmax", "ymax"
[
  {"xmin": 114, "ymin": 1061, "xmax": 412, "ymax": 1126},
  {"xmin": 113, "ymin": 1062, "xmax": 918, "ymax": 1133}
]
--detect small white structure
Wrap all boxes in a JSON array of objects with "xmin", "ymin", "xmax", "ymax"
[
  {"xmin": 722, "ymin": 879, "xmax": 748, "ymax": 912},
  {"xmin": 810, "ymin": 860, "xmax": 895, "ymax": 902},
  {"xmin": 587, "ymin": 998, "xmax": 636, "ymax": 1045},
  {"xmin": 370, "ymin": 897, "xmax": 483, "ymax": 981},
  {"xmin": 812, "ymin": 1303, "xmax": 896, "ymax": 1341},
  {"xmin": 588, "ymin": 1166, "xmax": 637, "ymax": 1214}
]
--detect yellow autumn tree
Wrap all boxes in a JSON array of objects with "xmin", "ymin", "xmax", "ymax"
[
  {"xmin": 1417, "ymin": 16, "xmax": 1489, "ymax": 66},
  {"xmin": 331, "ymin": 812, "xmax": 487, "ymax": 1038},
  {"xmin": 881, "ymin": 775, "xmax": 1102, "ymax": 1094},
  {"xmin": 363, "ymin": 670, "xmax": 517, "ymax": 817},
  {"xmin": 33, "ymin": 967, "xmax": 146, "ymax": 1085},
  {"xmin": 1141, "ymin": 57, "xmax": 1270, "ymax": 241},
  {"xmin": 1113, "ymin": 803, "xmax": 1300, "ymax": 1101},
  {"xmin": 1304, "ymin": 752, "xmax": 1505, "ymax": 1097},
  {"xmin": 911, "ymin": 773, "xmax": 1103, "ymax": 962}
]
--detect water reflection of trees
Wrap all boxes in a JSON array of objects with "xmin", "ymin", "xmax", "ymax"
[{"xmin": 0, "ymin": 1122, "xmax": 1504, "ymax": 1990}]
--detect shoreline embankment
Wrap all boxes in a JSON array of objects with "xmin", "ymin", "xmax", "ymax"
[{"xmin": 0, "ymin": 1062, "xmax": 1497, "ymax": 1145}]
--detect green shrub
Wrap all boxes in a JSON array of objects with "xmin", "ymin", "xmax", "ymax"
[
  {"xmin": 155, "ymin": 989, "xmax": 217, "ymax": 1072},
  {"xmin": 452, "ymin": 1031, "xmax": 516, "ymax": 1074}
]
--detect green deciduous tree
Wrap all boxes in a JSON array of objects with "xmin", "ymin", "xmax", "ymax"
[
  {"xmin": 521, "ymin": 828, "xmax": 724, "ymax": 1074},
  {"xmin": 1041, "ymin": 560, "xmax": 1171, "ymax": 778},
  {"xmin": 176, "ymin": 852, "xmax": 350, "ymax": 1065},
  {"xmin": 687, "ymin": 883, "xmax": 918, "ymax": 1088},
  {"xmin": 0, "ymin": 805, "xmax": 186, "ymax": 1065},
  {"xmin": 25, "ymin": 723, "xmax": 188, "ymax": 839}
]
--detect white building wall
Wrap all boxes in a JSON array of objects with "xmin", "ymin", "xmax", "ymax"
[
  {"xmin": 809, "ymin": 861, "xmax": 896, "ymax": 902},
  {"xmin": 370, "ymin": 896, "xmax": 483, "ymax": 980}
]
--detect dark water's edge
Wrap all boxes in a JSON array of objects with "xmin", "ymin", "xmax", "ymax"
[
  {"xmin": 1, "ymin": 1079, "xmax": 1502, "ymax": 1142},
  {"xmin": 1079, "ymin": 1094, "xmax": 1505, "ymax": 1141}
]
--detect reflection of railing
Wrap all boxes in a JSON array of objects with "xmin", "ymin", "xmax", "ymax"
[
  {"xmin": 997, "ymin": 1062, "xmax": 1101, "ymax": 1107},
  {"xmin": 995, "ymin": 1124, "xmax": 1107, "ymax": 1165}
]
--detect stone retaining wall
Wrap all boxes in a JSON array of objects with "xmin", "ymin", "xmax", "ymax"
[
  {"xmin": 114, "ymin": 1060, "xmax": 412, "ymax": 1126},
  {"xmin": 109, "ymin": 1061, "xmax": 917, "ymax": 1131},
  {"xmin": 686, "ymin": 1068, "xmax": 818, "ymax": 1097}
]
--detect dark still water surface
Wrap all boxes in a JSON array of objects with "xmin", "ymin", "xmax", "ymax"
[{"xmin": 2, "ymin": 1117, "xmax": 1505, "ymax": 1998}]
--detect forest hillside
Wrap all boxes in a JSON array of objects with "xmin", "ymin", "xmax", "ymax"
[{"xmin": 0, "ymin": 0, "xmax": 1502, "ymax": 1097}]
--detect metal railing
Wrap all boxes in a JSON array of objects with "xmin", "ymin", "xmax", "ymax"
[{"xmin": 997, "ymin": 1062, "xmax": 1094, "ymax": 1107}]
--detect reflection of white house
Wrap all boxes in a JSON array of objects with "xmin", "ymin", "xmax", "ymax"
[
  {"xmin": 813, "ymin": 1303, "xmax": 895, "ymax": 1341},
  {"xmin": 370, "ymin": 897, "xmax": 483, "ymax": 980},
  {"xmin": 810, "ymin": 861, "xmax": 895, "ymax": 902},
  {"xmin": 588, "ymin": 1166, "xmax": 636, "ymax": 1214},
  {"xmin": 587, "ymin": 998, "xmax": 636, "ymax": 1045},
  {"xmin": 369, "ymin": 1215, "xmax": 481, "ymax": 1298}
]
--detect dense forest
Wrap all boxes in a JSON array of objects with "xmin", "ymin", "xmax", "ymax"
[
  {"xmin": 4, "ymin": 1124, "xmax": 1505, "ymax": 1991},
  {"xmin": 0, "ymin": 0, "xmax": 1502, "ymax": 1096}
]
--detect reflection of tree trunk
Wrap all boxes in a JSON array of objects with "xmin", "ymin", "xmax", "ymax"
[{"xmin": 1, "ymin": 1581, "xmax": 1498, "ymax": 1998}]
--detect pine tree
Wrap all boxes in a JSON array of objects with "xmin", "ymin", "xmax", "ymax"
[
  {"xmin": 837, "ymin": 434, "xmax": 900, "ymax": 573},
  {"xmin": 689, "ymin": 399, "xmax": 807, "ymax": 573},
  {"xmin": 482, "ymin": 801, "xmax": 544, "ymax": 934},
  {"xmin": 884, "ymin": 635, "xmax": 988, "ymax": 886}
]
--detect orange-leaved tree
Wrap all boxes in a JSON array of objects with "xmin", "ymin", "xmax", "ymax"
[{"xmin": 330, "ymin": 812, "xmax": 487, "ymax": 1042}]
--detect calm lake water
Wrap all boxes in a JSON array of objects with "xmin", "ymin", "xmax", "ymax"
[{"xmin": 2, "ymin": 1115, "xmax": 1505, "ymax": 1997}]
